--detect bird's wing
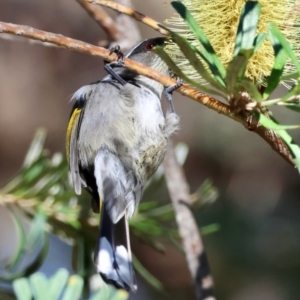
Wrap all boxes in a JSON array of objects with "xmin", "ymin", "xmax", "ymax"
[{"xmin": 66, "ymin": 86, "xmax": 90, "ymax": 195}]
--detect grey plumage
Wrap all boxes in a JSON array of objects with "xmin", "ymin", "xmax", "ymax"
[{"xmin": 67, "ymin": 37, "xmax": 179, "ymax": 292}]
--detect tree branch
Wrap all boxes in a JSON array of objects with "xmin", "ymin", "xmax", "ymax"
[
  {"xmin": 0, "ymin": 20, "xmax": 295, "ymax": 168},
  {"xmin": 163, "ymin": 142, "xmax": 215, "ymax": 300},
  {"xmin": 0, "ymin": 21, "xmax": 231, "ymax": 114}
]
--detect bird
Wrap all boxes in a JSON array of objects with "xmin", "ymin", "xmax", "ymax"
[{"xmin": 66, "ymin": 37, "xmax": 180, "ymax": 292}]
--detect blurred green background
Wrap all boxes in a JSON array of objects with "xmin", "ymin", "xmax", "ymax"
[{"xmin": 1, "ymin": 0, "xmax": 300, "ymax": 299}]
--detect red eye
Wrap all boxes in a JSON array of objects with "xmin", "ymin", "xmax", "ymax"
[{"xmin": 146, "ymin": 41, "xmax": 156, "ymax": 50}]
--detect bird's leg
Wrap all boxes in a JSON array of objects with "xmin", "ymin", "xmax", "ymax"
[
  {"xmin": 164, "ymin": 79, "xmax": 183, "ymax": 113},
  {"xmin": 104, "ymin": 45, "xmax": 127, "ymax": 86}
]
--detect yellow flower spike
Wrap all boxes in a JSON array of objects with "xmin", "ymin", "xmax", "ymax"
[{"xmin": 165, "ymin": 0, "xmax": 300, "ymax": 84}]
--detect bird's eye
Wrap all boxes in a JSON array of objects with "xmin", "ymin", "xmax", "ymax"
[{"xmin": 145, "ymin": 41, "xmax": 156, "ymax": 51}]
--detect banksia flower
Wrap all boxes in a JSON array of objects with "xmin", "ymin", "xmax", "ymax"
[{"xmin": 165, "ymin": 0, "xmax": 300, "ymax": 84}]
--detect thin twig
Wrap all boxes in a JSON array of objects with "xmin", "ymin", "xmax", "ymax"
[
  {"xmin": 86, "ymin": 0, "xmax": 170, "ymax": 35},
  {"xmin": 76, "ymin": 0, "xmax": 119, "ymax": 43},
  {"xmin": 109, "ymin": 0, "xmax": 142, "ymax": 50},
  {"xmin": 0, "ymin": 21, "xmax": 296, "ymax": 167},
  {"xmin": 76, "ymin": 0, "xmax": 141, "ymax": 50},
  {"xmin": 163, "ymin": 142, "xmax": 215, "ymax": 300}
]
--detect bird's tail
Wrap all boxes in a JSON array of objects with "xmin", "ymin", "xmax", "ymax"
[{"xmin": 94, "ymin": 203, "xmax": 137, "ymax": 292}]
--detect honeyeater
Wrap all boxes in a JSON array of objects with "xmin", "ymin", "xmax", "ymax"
[{"xmin": 66, "ymin": 37, "xmax": 180, "ymax": 292}]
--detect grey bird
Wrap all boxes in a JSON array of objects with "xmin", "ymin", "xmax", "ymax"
[{"xmin": 66, "ymin": 37, "xmax": 180, "ymax": 292}]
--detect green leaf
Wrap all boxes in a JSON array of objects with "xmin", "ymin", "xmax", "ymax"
[
  {"xmin": 154, "ymin": 45, "xmax": 226, "ymax": 97},
  {"xmin": 23, "ymin": 129, "xmax": 47, "ymax": 169},
  {"xmin": 171, "ymin": 1, "xmax": 226, "ymax": 86},
  {"xmin": 29, "ymin": 273, "xmax": 49, "ymax": 300},
  {"xmin": 200, "ymin": 224, "xmax": 220, "ymax": 235},
  {"xmin": 89, "ymin": 286, "xmax": 112, "ymax": 300},
  {"xmin": 253, "ymin": 32, "xmax": 267, "ymax": 52},
  {"xmin": 261, "ymin": 82, "xmax": 300, "ymax": 107},
  {"xmin": 13, "ymin": 278, "xmax": 32, "ymax": 300},
  {"xmin": 281, "ymin": 71, "xmax": 299, "ymax": 81},
  {"xmin": 72, "ymin": 236, "xmax": 85, "ymax": 277},
  {"xmin": 258, "ymin": 114, "xmax": 300, "ymax": 170},
  {"xmin": 234, "ymin": 1, "xmax": 261, "ymax": 55},
  {"xmin": 258, "ymin": 114, "xmax": 300, "ymax": 130},
  {"xmin": 159, "ymin": 26, "xmax": 227, "ymax": 91},
  {"xmin": 6, "ymin": 209, "xmax": 26, "ymax": 270},
  {"xmin": 108, "ymin": 290, "xmax": 129, "ymax": 300},
  {"xmin": 21, "ymin": 234, "xmax": 49, "ymax": 280},
  {"xmin": 283, "ymin": 102, "xmax": 300, "ymax": 113},
  {"xmin": 130, "ymin": 218, "xmax": 163, "ymax": 236},
  {"xmin": 263, "ymin": 24, "xmax": 288, "ymax": 100},
  {"xmin": 137, "ymin": 201, "xmax": 160, "ymax": 212},
  {"xmin": 280, "ymin": 81, "xmax": 300, "ymax": 103},
  {"xmin": 240, "ymin": 79, "xmax": 262, "ymax": 102},
  {"xmin": 25, "ymin": 211, "xmax": 47, "ymax": 252},
  {"xmin": 269, "ymin": 22, "xmax": 300, "ymax": 74},
  {"xmin": 226, "ymin": 55, "xmax": 249, "ymax": 95},
  {"xmin": 47, "ymin": 269, "xmax": 69, "ymax": 300},
  {"xmin": 23, "ymin": 164, "xmax": 45, "ymax": 184},
  {"xmin": 132, "ymin": 254, "xmax": 164, "ymax": 291},
  {"xmin": 61, "ymin": 275, "xmax": 84, "ymax": 300}
]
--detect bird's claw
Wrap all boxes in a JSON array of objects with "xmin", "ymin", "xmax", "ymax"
[
  {"xmin": 164, "ymin": 79, "xmax": 183, "ymax": 113},
  {"xmin": 104, "ymin": 44, "xmax": 127, "ymax": 86}
]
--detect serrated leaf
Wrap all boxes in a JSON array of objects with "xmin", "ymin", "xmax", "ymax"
[
  {"xmin": 263, "ymin": 25, "xmax": 288, "ymax": 100},
  {"xmin": 171, "ymin": 1, "xmax": 226, "ymax": 86},
  {"xmin": 234, "ymin": 1, "xmax": 261, "ymax": 55},
  {"xmin": 269, "ymin": 22, "xmax": 300, "ymax": 74},
  {"xmin": 132, "ymin": 254, "xmax": 164, "ymax": 291},
  {"xmin": 61, "ymin": 275, "xmax": 83, "ymax": 300},
  {"xmin": 13, "ymin": 278, "xmax": 32, "ymax": 300}
]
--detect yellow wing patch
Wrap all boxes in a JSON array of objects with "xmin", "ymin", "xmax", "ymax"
[{"xmin": 66, "ymin": 108, "xmax": 81, "ymax": 163}]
